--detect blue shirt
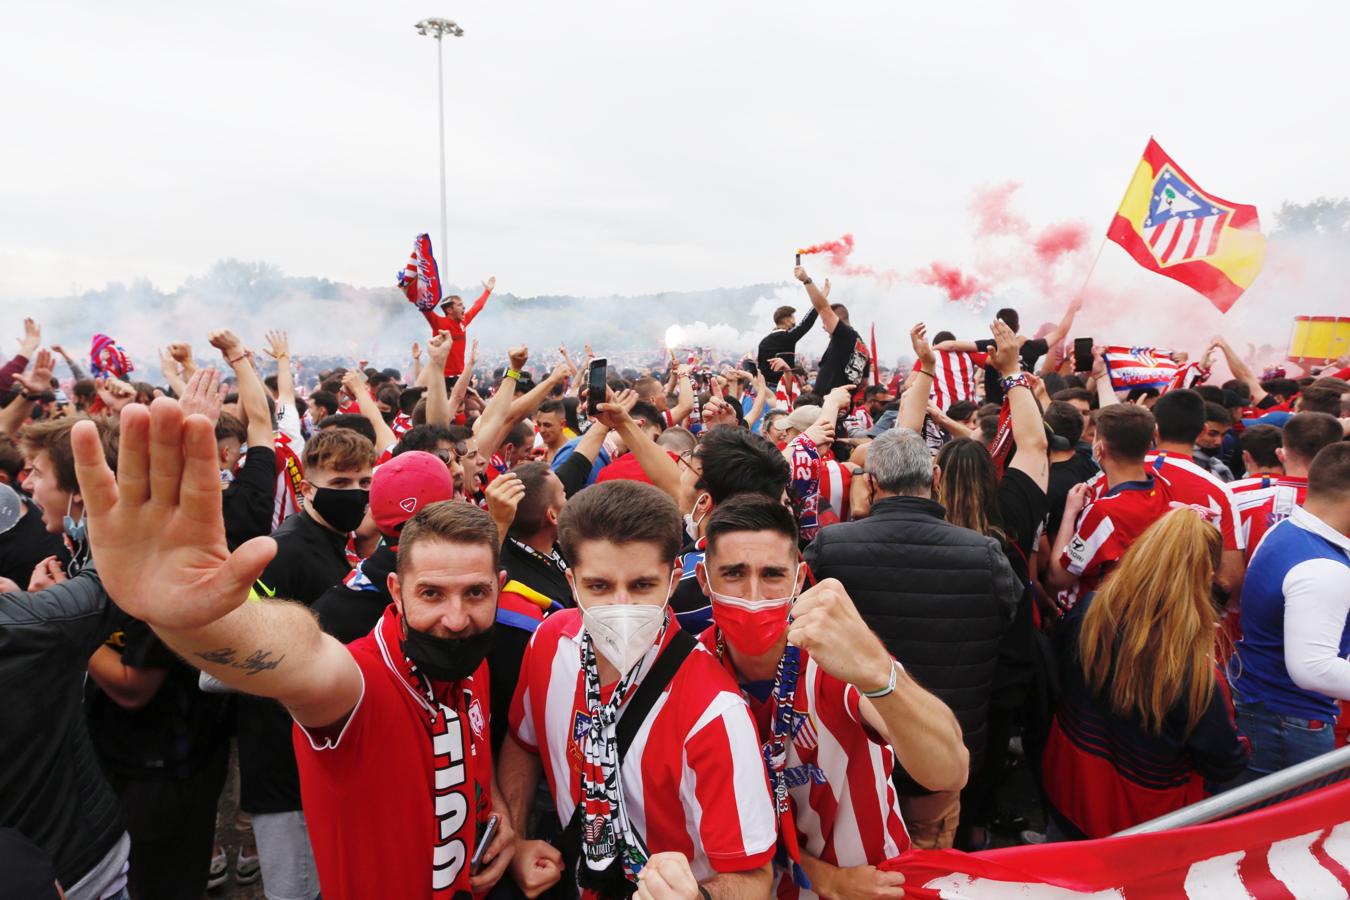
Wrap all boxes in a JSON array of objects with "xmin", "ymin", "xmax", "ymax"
[{"xmin": 1234, "ymin": 507, "xmax": 1350, "ymax": 722}]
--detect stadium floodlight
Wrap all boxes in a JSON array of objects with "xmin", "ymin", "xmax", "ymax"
[{"xmin": 414, "ymin": 18, "xmax": 465, "ymax": 260}]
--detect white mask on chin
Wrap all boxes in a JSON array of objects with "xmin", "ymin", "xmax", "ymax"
[{"xmin": 576, "ymin": 574, "xmax": 676, "ymax": 677}]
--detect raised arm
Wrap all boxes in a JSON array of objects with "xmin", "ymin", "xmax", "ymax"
[
  {"xmin": 341, "ymin": 368, "xmax": 398, "ymax": 453},
  {"xmin": 158, "ymin": 348, "xmax": 188, "ymax": 397},
  {"xmin": 410, "ymin": 341, "xmax": 423, "ymax": 384},
  {"xmin": 793, "ymin": 266, "xmax": 838, "ymax": 334},
  {"xmin": 1045, "ymin": 483, "xmax": 1089, "ymax": 591},
  {"xmin": 1092, "ymin": 346, "xmax": 1120, "ymax": 409},
  {"xmin": 421, "ymin": 332, "xmax": 457, "ymax": 427},
  {"xmin": 900, "ymin": 323, "xmax": 936, "ymax": 433},
  {"xmin": 786, "ymin": 306, "xmax": 820, "ymax": 342},
  {"xmin": 0, "ymin": 349, "xmax": 54, "ymax": 436},
  {"xmin": 71, "ymin": 400, "xmax": 363, "ymax": 729},
  {"xmin": 507, "ymin": 362, "xmax": 570, "ymax": 424},
  {"xmin": 209, "ymin": 330, "xmax": 274, "ymax": 451},
  {"xmin": 596, "ymin": 395, "xmax": 683, "ymax": 506},
  {"xmin": 665, "ymin": 365, "xmax": 695, "ymax": 426},
  {"xmin": 1211, "ymin": 336, "xmax": 1267, "ymax": 405},
  {"xmin": 1042, "ymin": 297, "xmax": 1082, "ymax": 348},
  {"xmin": 992, "ymin": 319, "xmax": 1049, "ymax": 491},
  {"xmin": 744, "ymin": 370, "xmax": 769, "ymax": 429},
  {"xmin": 473, "ymin": 346, "xmax": 524, "ymax": 459},
  {"xmin": 263, "ymin": 330, "xmax": 296, "ymax": 408},
  {"xmin": 51, "ymin": 343, "xmax": 87, "ymax": 380},
  {"xmin": 463, "ymin": 277, "xmax": 495, "ymax": 327}
]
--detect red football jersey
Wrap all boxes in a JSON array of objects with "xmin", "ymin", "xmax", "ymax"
[
  {"xmin": 696, "ymin": 630, "xmax": 908, "ymax": 897},
  {"xmin": 1144, "ymin": 452, "xmax": 1243, "ymax": 552},
  {"xmin": 294, "ymin": 608, "xmax": 493, "ymax": 899},
  {"xmin": 1060, "ymin": 474, "xmax": 1172, "ymax": 607},
  {"xmin": 1231, "ymin": 474, "xmax": 1308, "ymax": 563},
  {"xmin": 509, "ymin": 610, "xmax": 776, "ymax": 882}
]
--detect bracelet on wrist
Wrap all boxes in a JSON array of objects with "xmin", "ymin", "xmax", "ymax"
[
  {"xmin": 504, "ymin": 369, "xmax": 521, "ymax": 381},
  {"xmin": 919, "ymin": 368, "xmax": 935, "ymax": 379},
  {"xmin": 860, "ymin": 658, "xmax": 903, "ymax": 699},
  {"xmin": 801, "ymin": 278, "xmax": 813, "ymax": 285},
  {"xmin": 1000, "ymin": 372, "xmax": 1031, "ymax": 393},
  {"xmin": 227, "ymin": 353, "xmax": 248, "ymax": 365}
]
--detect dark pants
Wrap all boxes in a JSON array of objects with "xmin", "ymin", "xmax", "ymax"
[{"xmin": 108, "ymin": 743, "xmax": 230, "ymax": 900}]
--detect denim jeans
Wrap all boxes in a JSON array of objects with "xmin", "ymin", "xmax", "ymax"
[{"xmin": 1219, "ymin": 695, "xmax": 1337, "ymax": 791}]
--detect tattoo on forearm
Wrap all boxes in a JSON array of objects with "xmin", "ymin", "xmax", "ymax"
[{"xmin": 195, "ymin": 647, "xmax": 286, "ymax": 675}]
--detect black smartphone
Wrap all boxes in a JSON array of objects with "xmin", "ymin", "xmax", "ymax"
[
  {"xmin": 741, "ymin": 359, "xmax": 758, "ymax": 377},
  {"xmin": 470, "ymin": 814, "xmax": 499, "ymax": 875},
  {"xmin": 1073, "ymin": 337, "xmax": 1094, "ymax": 373},
  {"xmin": 587, "ymin": 358, "xmax": 607, "ymax": 416}
]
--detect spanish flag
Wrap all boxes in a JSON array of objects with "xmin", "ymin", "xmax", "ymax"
[{"xmin": 1107, "ymin": 139, "xmax": 1264, "ymax": 313}]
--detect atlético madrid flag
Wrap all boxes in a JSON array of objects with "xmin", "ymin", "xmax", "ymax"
[{"xmin": 1107, "ymin": 138, "xmax": 1265, "ymax": 313}]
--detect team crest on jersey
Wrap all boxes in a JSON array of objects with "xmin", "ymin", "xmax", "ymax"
[
  {"xmin": 467, "ymin": 698, "xmax": 486, "ymax": 740},
  {"xmin": 569, "ymin": 711, "xmax": 591, "ymax": 768}
]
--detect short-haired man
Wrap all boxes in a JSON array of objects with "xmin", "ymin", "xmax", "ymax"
[
  {"xmin": 756, "ymin": 303, "xmax": 819, "ymax": 390},
  {"xmin": 500, "ymin": 480, "xmax": 776, "ymax": 899},
  {"xmin": 71, "ymin": 399, "xmax": 516, "ymax": 899},
  {"xmin": 673, "ymin": 425, "xmax": 790, "ymax": 633},
  {"xmin": 534, "ymin": 400, "xmax": 571, "ymax": 464},
  {"xmin": 1194, "ymin": 401, "xmax": 1236, "ymax": 482},
  {"xmin": 805, "ymin": 428, "xmax": 1019, "ymax": 849},
  {"xmin": 697, "ymin": 495, "xmax": 966, "ymax": 896},
  {"xmin": 1230, "ymin": 412, "xmax": 1344, "ymax": 562},
  {"xmin": 412, "ymin": 276, "xmax": 496, "ymax": 377},
  {"xmin": 1045, "ymin": 404, "xmax": 1172, "ymax": 608},
  {"xmin": 1147, "ymin": 389, "xmax": 1245, "ymax": 594},
  {"xmin": 237, "ymin": 426, "xmax": 376, "ymax": 900},
  {"xmin": 1227, "ymin": 442, "xmax": 1350, "ymax": 784},
  {"xmin": 1042, "ymin": 400, "xmax": 1099, "ymax": 538},
  {"xmin": 793, "ymin": 267, "xmax": 869, "ymax": 401}
]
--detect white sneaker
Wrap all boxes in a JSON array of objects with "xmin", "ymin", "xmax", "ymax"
[
  {"xmin": 234, "ymin": 847, "xmax": 261, "ymax": 885},
  {"xmin": 207, "ymin": 847, "xmax": 228, "ymax": 890}
]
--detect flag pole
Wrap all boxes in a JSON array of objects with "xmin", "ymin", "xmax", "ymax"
[{"xmin": 1075, "ymin": 137, "xmax": 1152, "ymax": 309}]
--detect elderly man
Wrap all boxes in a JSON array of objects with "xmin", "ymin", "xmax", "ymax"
[{"xmin": 804, "ymin": 428, "xmax": 1018, "ymax": 849}]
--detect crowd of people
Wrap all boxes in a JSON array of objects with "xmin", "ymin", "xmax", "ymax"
[{"xmin": 0, "ymin": 263, "xmax": 1348, "ymax": 900}]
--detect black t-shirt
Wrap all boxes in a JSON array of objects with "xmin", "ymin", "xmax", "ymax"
[
  {"xmin": 1046, "ymin": 449, "xmax": 1100, "ymax": 537},
  {"xmin": 223, "ymin": 445, "xmax": 277, "ymax": 551},
  {"xmin": 314, "ymin": 542, "xmax": 397, "ymax": 645},
  {"xmin": 974, "ymin": 337, "xmax": 1050, "ymax": 405},
  {"xmin": 0, "ymin": 499, "xmax": 67, "ymax": 590},
  {"xmin": 992, "ymin": 467, "xmax": 1048, "ymax": 703},
  {"xmin": 237, "ymin": 512, "xmax": 351, "ymax": 814},
  {"xmin": 814, "ymin": 321, "xmax": 870, "ymax": 398},
  {"xmin": 85, "ymin": 612, "xmax": 229, "ymax": 780}
]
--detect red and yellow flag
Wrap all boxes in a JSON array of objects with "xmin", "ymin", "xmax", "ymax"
[{"xmin": 1107, "ymin": 138, "xmax": 1264, "ymax": 313}]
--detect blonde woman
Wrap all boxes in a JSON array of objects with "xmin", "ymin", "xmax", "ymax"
[{"xmin": 1042, "ymin": 508, "xmax": 1250, "ymax": 839}]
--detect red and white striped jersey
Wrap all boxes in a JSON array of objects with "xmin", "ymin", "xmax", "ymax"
[
  {"xmin": 1231, "ymin": 474, "xmax": 1308, "ymax": 563},
  {"xmin": 273, "ymin": 431, "xmax": 304, "ymax": 531},
  {"xmin": 1144, "ymin": 452, "xmax": 1244, "ymax": 552},
  {"xmin": 926, "ymin": 351, "xmax": 981, "ymax": 412},
  {"xmin": 817, "ymin": 460, "xmax": 853, "ymax": 527},
  {"xmin": 696, "ymin": 632, "xmax": 908, "ymax": 898},
  {"xmin": 508, "ymin": 610, "xmax": 777, "ymax": 881},
  {"xmin": 1060, "ymin": 474, "xmax": 1172, "ymax": 609}
]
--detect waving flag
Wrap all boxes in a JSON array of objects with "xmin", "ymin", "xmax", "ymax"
[
  {"xmin": 1107, "ymin": 139, "xmax": 1265, "ymax": 313},
  {"xmin": 397, "ymin": 233, "xmax": 442, "ymax": 312},
  {"xmin": 1103, "ymin": 345, "xmax": 1180, "ymax": 392}
]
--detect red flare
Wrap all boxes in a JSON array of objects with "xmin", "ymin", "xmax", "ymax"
[{"xmin": 798, "ymin": 233, "xmax": 857, "ymax": 268}]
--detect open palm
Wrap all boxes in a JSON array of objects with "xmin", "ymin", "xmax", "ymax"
[{"xmin": 72, "ymin": 399, "xmax": 276, "ymax": 630}]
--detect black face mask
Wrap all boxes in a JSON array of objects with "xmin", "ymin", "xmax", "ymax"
[
  {"xmin": 310, "ymin": 486, "xmax": 369, "ymax": 533},
  {"xmin": 401, "ymin": 623, "xmax": 496, "ymax": 682}
]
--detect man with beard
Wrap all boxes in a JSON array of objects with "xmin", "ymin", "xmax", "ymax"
[{"xmin": 69, "ymin": 399, "xmax": 514, "ymax": 899}]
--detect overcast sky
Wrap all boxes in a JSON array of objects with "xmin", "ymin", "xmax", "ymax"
[{"xmin": 4, "ymin": 1, "xmax": 1349, "ymax": 305}]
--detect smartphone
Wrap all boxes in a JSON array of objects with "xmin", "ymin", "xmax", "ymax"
[
  {"xmin": 470, "ymin": 814, "xmax": 499, "ymax": 875},
  {"xmin": 741, "ymin": 359, "xmax": 758, "ymax": 377},
  {"xmin": 587, "ymin": 358, "xmax": 607, "ymax": 416},
  {"xmin": 1073, "ymin": 337, "xmax": 1094, "ymax": 373}
]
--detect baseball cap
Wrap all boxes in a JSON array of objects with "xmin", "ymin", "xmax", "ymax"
[
  {"xmin": 785, "ymin": 405, "xmax": 822, "ymax": 434},
  {"xmin": 370, "ymin": 451, "xmax": 455, "ymax": 538}
]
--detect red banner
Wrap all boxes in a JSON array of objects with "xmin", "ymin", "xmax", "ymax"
[{"xmin": 884, "ymin": 780, "xmax": 1350, "ymax": 898}]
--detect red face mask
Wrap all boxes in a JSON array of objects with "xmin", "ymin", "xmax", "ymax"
[{"xmin": 702, "ymin": 563, "xmax": 801, "ymax": 657}]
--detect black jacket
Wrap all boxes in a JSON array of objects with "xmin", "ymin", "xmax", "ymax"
[
  {"xmin": 804, "ymin": 496, "xmax": 1018, "ymax": 789},
  {"xmin": 314, "ymin": 542, "xmax": 397, "ymax": 645},
  {"xmin": 0, "ymin": 570, "xmax": 125, "ymax": 889},
  {"xmin": 756, "ymin": 308, "xmax": 818, "ymax": 388}
]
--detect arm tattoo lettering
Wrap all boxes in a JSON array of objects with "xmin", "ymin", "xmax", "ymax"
[{"xmin": 194, "ymin": 647, "xmax": 286, "ymax": 675}]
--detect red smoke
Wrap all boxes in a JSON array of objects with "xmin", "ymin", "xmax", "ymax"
[
  {"xmin": 1033, "ymin": 221, "xmax": 1089, "ymax": 265},
  {"xmin": 799, "ymin": 233, "xmax": 857, "ymax": 269},
  {"xmin": 917, "ymin": 263, "xmax": 988, "ymax": 303},
  {"xmin": 971, "ymin": 181, "xmax": 1029, "ymax": 236}
]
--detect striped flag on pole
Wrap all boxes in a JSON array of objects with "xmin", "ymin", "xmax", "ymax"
[{"xmin": 928, "ymin": 351, "xmax": 980, "ymax": 412}]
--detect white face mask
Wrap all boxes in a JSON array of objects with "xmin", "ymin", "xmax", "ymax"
[
  {"xmin": 576, "ymin": 573, "xmax": 676, "ymax": 677},
  {"xmin": 683, "ymin": 493, "xmax": 710, "ymax": 542}
]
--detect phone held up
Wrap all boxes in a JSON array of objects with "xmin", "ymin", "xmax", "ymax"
[{"xmin": 587, "ymin": 358, "xmax": 608, "ymax": 416}]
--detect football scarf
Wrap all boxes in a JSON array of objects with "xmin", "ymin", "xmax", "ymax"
[
  {"xmin": 398, "ymin": 233, "xmax": 443, "ymax": 312},
  {"xmin": 578, "ymin": 626, "xmax": 659, "ymax": 887},
  {"xmin": 90, "ymin": 333, "xmax": 133, "ymax": 379}
]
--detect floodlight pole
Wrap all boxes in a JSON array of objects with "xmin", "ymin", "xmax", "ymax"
[{"xmin": 414, "ymin": 18, "xmax": 464, "ymax": 260}]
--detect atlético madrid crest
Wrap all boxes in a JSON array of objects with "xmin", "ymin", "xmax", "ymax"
[{"xmin": 1141, "ymin": 167, "xmax": 1234, "ymax": 268}]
